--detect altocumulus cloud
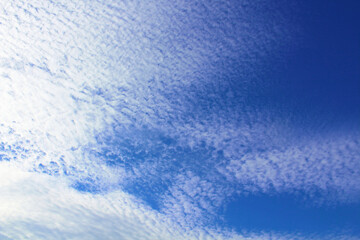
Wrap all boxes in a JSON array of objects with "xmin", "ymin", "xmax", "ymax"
[
  {"xmin": 0, "ymin": 0, "xmax": 359, "ymax": 239},
  {"xmin": 0, "ymin": 162, "xmax": 225, "ymax": 240},
  {"xmin": 0, "ymin": 162, "xmax": 357, "ymax": 240}
]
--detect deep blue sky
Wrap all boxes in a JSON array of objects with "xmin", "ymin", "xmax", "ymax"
[
  {"xmin": 223, "ymin": 0, "xmax": 360, "ymax": 235},
  {"xmin": 225, "ymin": 193, "xmax": 360, "ymax": 235},
  {"xmin": 280, "ymin": 0, "xmax": 360, "ymax": 125}
]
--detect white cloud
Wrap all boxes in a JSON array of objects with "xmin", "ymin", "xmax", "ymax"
[
  {"xmin": 3, "ymin": 162, "xmax": 340, "ymax": 240},
  {"xmin": 0, "ymin": 0, "xmax": 359, "ymax": 237},
  {"xmin": 220, "ymin": 127, "xmax": 360, "ymax": 202},
  {"xmin": 0, "ymin": 162, "xmax": 208, "ymax": 239}
]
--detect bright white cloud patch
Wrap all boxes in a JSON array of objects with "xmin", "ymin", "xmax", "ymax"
[{"xmin": 0, "ymin": 162, "xmax": 221, "ymax": 239}]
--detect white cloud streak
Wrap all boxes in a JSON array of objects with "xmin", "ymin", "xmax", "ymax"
[
  {"xmin": 4, "ymin": 162, "xmax": 352, "ymax": 240},
  {"xmin": 0, "ymin": 162, "xmax": 209, "ymax": 239}
]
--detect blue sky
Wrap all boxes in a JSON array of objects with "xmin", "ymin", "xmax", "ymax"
[{"xmin": 0, "ymin": 0, "xmax": 359, "ymax": 239}]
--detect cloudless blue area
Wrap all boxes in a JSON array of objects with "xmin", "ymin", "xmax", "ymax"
[
  {"xmin": 225, "ymin": 193, "xmax": 360, "ymax": 234},
  {"xmin": 256, "ymin": 0, "xmax": 360, "ymax": 132}
]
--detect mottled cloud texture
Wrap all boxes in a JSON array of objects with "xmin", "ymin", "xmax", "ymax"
[{"xmin": 0, "ymin": 0, "xmax": 359, "ymax": 239}]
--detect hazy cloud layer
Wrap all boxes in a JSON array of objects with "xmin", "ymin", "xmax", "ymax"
[{"xmin": 0, "ymin": 0, "xmax": 359, "ymax": 238}]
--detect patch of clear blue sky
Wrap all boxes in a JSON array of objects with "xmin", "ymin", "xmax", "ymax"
[
  {"xmin": 278, "ymin": 0, "xmax": 360, "ymax": 123},
  {"xmin": 224, "ymin": 193, "xmax": 360, "ymax": 234},
  {"xmin": 242, "ymin": 0, "xmax": 360, "ymax": 132}
]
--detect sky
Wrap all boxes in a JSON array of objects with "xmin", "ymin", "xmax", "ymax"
[{"xmin": 0, "ymin": 0, "xmax": 359, "ymax": 239}]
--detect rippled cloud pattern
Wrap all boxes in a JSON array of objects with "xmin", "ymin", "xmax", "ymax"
[{"xmin": 0, "ymin": 0, "xmax": 359, "ymax": 239}]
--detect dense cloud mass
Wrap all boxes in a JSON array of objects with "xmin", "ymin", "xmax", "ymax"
[{"xmin": 0, "ymin": 0, "xmax": 359, "ymax": 239}]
